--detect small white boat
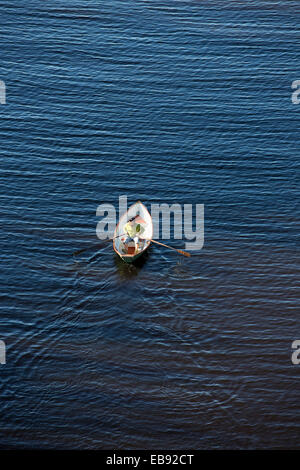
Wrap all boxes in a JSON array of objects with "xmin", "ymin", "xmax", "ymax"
[{"xmin": 113, "ymin": 201, "xmax": 153, "ymax": 263}]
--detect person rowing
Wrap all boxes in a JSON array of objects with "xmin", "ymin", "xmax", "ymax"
[{"xmin": 123, "ymin": 215, "xmax": 145, "ymax": 253}]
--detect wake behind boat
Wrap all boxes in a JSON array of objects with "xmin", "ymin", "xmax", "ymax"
[{"xmin": 113, "ymin": 201, "xmax": 153, "ymax": 263}]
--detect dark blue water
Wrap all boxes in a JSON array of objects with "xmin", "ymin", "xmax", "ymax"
[{"xmin": 0, "ymin": 0, "xmax": 299, "ymax": 449}]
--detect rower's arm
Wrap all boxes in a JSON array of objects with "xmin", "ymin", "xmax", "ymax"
[{"xmin": 124, "ymin": 223, "xmax": 129, "ymax": 235}]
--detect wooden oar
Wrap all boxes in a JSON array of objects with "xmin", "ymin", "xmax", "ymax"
[
  {"xmin": 73, "ymin": 233, "xmax": 125, "ymax": 256},
  {"xmin": 150, "ymin": 239, "xmax": 191, "ymax": 257}
]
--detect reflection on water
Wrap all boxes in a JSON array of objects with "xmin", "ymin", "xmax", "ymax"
[
  {"xmin": 114, "ymin": 249, "xmax": 151, "ymax": 279},
  {"xmin": 168, "ymin": 258, "xmax": 191, "ymax": 279}
]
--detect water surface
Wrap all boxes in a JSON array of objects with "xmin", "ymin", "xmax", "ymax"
[{"xmin": 0, "ymin": 0, "xmax": 299, "ymax": 449}]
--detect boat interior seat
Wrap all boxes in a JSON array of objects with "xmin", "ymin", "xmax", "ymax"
[{"xmin": 122, "ymin": 238, "xmax": 149, "ymax": 255}]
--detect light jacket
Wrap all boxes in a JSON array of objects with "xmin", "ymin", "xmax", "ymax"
[{"xmin": 124, "ymin": 222, "xmax": 144, "ymax": 238}]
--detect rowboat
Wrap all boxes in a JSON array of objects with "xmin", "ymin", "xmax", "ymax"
[{"xmin": 113, "ymin": 201, "xmax": 153, "ymax": 263}]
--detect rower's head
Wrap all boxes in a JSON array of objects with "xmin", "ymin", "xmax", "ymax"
[{"xmin": 128, "ymin": 215, "xmax": 137, "ymax": 225}]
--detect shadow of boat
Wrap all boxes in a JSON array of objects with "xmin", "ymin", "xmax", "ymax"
[{"xmin": 114, "ymin": 247, "xmax": 151, "ymax": 279}]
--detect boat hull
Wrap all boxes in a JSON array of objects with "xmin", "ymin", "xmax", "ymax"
[
  {"xmin": 113, "ymin": 201, "xmax": 153, "ymax": 263},
  {"xmin": 119, "ymin": 249, "xmax": 147, "ymax": 263}
]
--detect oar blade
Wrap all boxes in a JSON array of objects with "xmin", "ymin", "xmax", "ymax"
[{"xmin": 177, "ymin": 249, "xmax": 191, "ymax": 257}]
